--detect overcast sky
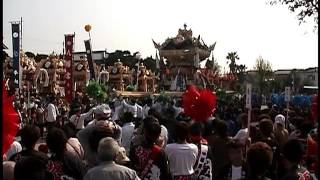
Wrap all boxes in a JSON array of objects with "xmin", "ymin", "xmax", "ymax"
[{"xmin": 3, "ymin": 0, "xmax": 318, "ymax": 71}]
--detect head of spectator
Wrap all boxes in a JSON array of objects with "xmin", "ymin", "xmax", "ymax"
[
  {"xmin": 298, "ymin": 121, "xmax": 314, "ymax": 138},
  {"xmin": 227, "ymin": 140, "xmax": 244, "ymax": 167},
  {"xmin": 14, "ymin": 157, "xmax": 53, "ymax": 180},
  {"xmin": 93, "ymin": 104, "xmax": 112, "ymax": 121},
  {"xmin": 121, "ymin": 112, "xmax": 134, "ymax": 124},
  {"xmin": 89, "ymin": 123, "xmax": 117, "ymax": 152},
  {"xmin": 20, "ymin": 125, "xmax": 41, "ymax": 150},
  {"xmin": 3, "ymin": 161, "xmax": 15, "ymax": 180},
  {"xmin": 62, "ymin": 122, "xmax": 77, "ymax": 138},
  {"xmin": 46, "ymin": 127, "xmax": 67, "ymax": 158},
  {"xmin": 237, "ymin": 113, "xmax": 248, "ymax": 129},
  {"xmin": 259, "ymin": 119, "xmax": 274, "ymax": 138},
  {"xmin": 283, "ymin": 139, "xmax": 304, "ymax": 167},
  {"xmin": 274, "ymin": 114, "xmax": 286, "ymax": 131},
  {"xmin": 174, "ymin": 121, "xmax": 190, "ymax": 142},
  {"xmin": 97, "ymin": 137, "xmax": 120, "ymax": 162},
  {"xmin": 143, "ymin": 117, "xmax": 162, "ymax": 145},
  {"xmin": 214, "ymin": 120, "xmax": 228, "ymax": 138},
  {"xmin": 189, "ymin": 122, "xmax": 204, "ymax": 143},
  {"xmin": 247, "ymin": 142, "xmax": 273, "ymax": 178}
]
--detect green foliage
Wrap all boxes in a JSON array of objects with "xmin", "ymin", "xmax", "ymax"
[
  {"xmin": 85, "ymin": 81, "xmax": 108, "ymax": 103},
  {"xmin": 158, "ymin": 91, "xmax": 170, "ymax": 103},
  {"xmin": 126, "ymin": 85, "xmax": 135, "ymax": 91},
  {"xmin": 254, "ymin": 56, "xmax": 274, "ymax": 96}
]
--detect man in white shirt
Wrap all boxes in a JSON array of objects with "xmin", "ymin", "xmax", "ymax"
[
  {"xmin": 120, "ymin": 112, "xmax": 135, "ymax": 155},
  {"xmin": 233, "ymin": 113, "xmax": 249, "ymax": 145},
  {"xmin": 122, "ymin": 98, "xmax": 140, "ymax": 118},
  {"xmin": 70, "ymin": 106, "xmax": 95, "ymax": 131},
  {"xmin": 45, "ymin": 97, "xmax": 58, "ymax": 131}
]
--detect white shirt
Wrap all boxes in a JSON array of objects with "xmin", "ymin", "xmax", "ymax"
[
  {"xmin": 160, "ymin": 125, "xmax": 168, "ymax": 148},
  {"xmin": 165, "ymin": 143, "xmax": 198, "ymax": 176},
  {"xmin": 233, "ymin": 128, "xmax": 248, "ymax": 145},
  {"xmin": 231, "ymin": 165, "xmax": 242, "ymax": 180},
  {"xmin": 142, "ymin": 105, "xmax": 150, "ymax": 119},
  {"xmin": 111, "ymin": 105, "xmax": 123, "ymax": 121},
  {"xmin": 122, "ymin": 100, "xmax": 138, "ymax": 118},
  {"xmin": 121, "ymin": 122, "xmax": 135, "ymax": 155},
  {"xmin": 46, "ymin": 103, "xmax": 57, "ymax": 122},
  {"xmin": 136, "ymin": 104, "xmax": 143, "ymax": 119}
]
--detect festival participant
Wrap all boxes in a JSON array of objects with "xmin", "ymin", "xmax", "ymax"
[
  {"xmin": 280, "ymin": 139, "xmax": 313, "ymax": 180},
  {"xmin": 189, "ymin": 122, "xmax": 213, "ymax": 180},
  {"xmin": 86, "ymin": 104, "xmax": 112, "ymax": 127},
  {"xmin": 165, "ymin": 121, "xmax": 198, "ymax": 180},
  {"xmin": 130, "ymin": 118, "xmax": 171, "ymax": 180},
  {"xmin": 46, "ymin": 127, "xmax": 85, "ymax": 180},
  {"xmin": 217, "ymin": 140, "xmax": 247, "ymax": 180},
  {"xmin": 246, "ymin": 142, "xmax": 273, "ymax": 180},
  {"xmin": 69, "ymin": 106, "xmax": 95, "ymax": 131},
  {"xmin": 233, "ymin": 113, "xmax": 249, "ymax": 145},
  {"xmin": 122, "ymin": 98, "xmax": 140, "ymax": 118},
  {"xmin": 84, "ymin": 137, "xmax": 140, "ymax": 180},
  {"xmin": 10, "ymin": 125, "xmax": 48, "ymax": 162},
  {"xmin": 208, "ymin": 120, "xmax": 232, "ymax": 179},
  {"xmin": 45, "ymin": 96, "xmax": 59, "ymax": 131},
  {"xmin": 35, "ymin": 103, "xmax": 45, "ymax": 137},
  {"xmin": 121, "ymin": 112, "xmax": 135, "ymax": 155}
]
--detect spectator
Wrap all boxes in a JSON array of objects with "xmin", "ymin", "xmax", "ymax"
[
  {"xmin": 70, "ymin": 106, "xmax": 94, "ymax": 132},
  {"xmin": 246, "ymin": 142, "xmax": 273, "ymax": 180},
  {"xmin": 45, "ymin": 96, "xmax": 59, "ymax": 131},
  {"xmin": 234, "ymin": 113, "xmax": 249, "ymax": 145},
  {"xmin": 189, "ymin": 122, "xmax": 213, "ymax": 180},
  {"xmin": 84, "ymin": 137, "xmax": 140, "ymax": 180},
  {"xmin": 121, "ymin": 112, "xmax": 135, "ymax": 155},
  {"xmin": 208, "ymin": 120, "xmax": 232, "ymax": 179},
  {"xmin": 62, "ymin": 123, "xmax": 85, "ymax": 160},
  {"xmin": 10, "ymin": 125, "xmax": 48, "ymax": 162},
  {"xmin": 273, "ymin": 114, "xmax": 289, "ymax": 149},
  {"xmin": 130, "ymin": 118, "xmax": 171, "ymax": 180},
  {"xmin": 5, "ymin": 141, "xmax": 22, "ymax": 161},
  {"xmin": 14, "ymin": 156, "xmax": 53, "ymax": 180},
  {"xmin": 217, "ymin": 140, "xmax": 247, "ymax": 180},
  {"xmin": 46, "ymin": 127, "xmax": 85, "ymax": 180},
  {"xmin": 281, "ymin": 139, "xmax": 312, "ymax": 180},
  {"xmin": 165, "ymin": 121, "xmax": 197, "ymax": 180}
]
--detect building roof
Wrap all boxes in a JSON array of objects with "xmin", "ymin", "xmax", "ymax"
[{"xmin": 73, "ymin": 50, "xmax": 107, "ymax": 54}]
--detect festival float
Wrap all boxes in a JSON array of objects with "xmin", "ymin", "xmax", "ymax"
[{"xmin": 152, "ymin": 24, "xmax": 216, "ymax": 91}]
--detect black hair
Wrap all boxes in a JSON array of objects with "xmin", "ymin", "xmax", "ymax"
[
  {"xmin": 46, "ymin": 127, "xmax": 68, "ymax": 158},
  {"xmin": 20, "ymin": 125, "xmax": 41, "ymax": 149},
  {"xmin": 237, "ymin": 113, "xmax": 248, "ymax": 127},
  {"xmin": 214, "ymin": 120, "xmax": 228, "ymax": 138},
  {"xmin": 247, "ymin": 142, "xmax": 273, "ymax": 176},
  {"xmin": 283, "ymin": 139, "xmax": 304, "ymax": 163},
  {"xmin": 259, "ymin": 119, "xmax": 274, "ymax": 137},
  {"xmin": 61, "ymin": 122, "xmax": 77, "ymax": 138},
  {"xmin": 227, "ymin": 139, "xmax": 244, "ymax": 150},
  {"xmin": 298, "ymin": 121, "xmax": 314, "ymax": 136},
  {"xmin": 14, "ymin": 156, "xmax": 53, "ymax": 180},
  {"xmin": 89, "ymin": 124, "xmax": 115, "ymax": 152},
  {"xmin": 189, "ymin": 122, "xmax": 204, "ymax": 136},
  {"xmin": 122, "ymin": 112, "xmax": 134, "ymax": 123},
  {"xmin": 175, "ymin": 121, "xmax": 190, "ymax": 141},
  {"xmin": 144, "ymin": 120, "xmax": 162, "ymax": 143}
]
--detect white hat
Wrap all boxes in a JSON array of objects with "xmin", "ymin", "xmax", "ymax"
[
  {"xmin": 275, "ymin": 114, "xmax": 285, "ymax": 126},
  {"xmin": 94, "ymin": 104, "xmax": 112, "ymax": 118}
]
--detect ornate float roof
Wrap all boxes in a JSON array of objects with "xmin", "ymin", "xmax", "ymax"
[{"xmin": 153, "ymin": 24, "xmax": 216, "ymax": 52}]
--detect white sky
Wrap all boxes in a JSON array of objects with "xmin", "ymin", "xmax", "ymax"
[{"xmin": 3, "ymin": 0, "xmax": 318, "ymax": 71}]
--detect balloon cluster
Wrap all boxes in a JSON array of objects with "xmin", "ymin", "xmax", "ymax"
[
  {"xmin": 182, "ymin": 85, "xmax": 217, "ymax": 122},
  {"xmin": 271, "ymin": 93, "xmax": 312, "ymax": 107}
]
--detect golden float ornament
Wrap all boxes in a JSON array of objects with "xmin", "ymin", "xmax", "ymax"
[{"xmin": 84, "ymin": 24, "xmax": 92, "ymax": 32}]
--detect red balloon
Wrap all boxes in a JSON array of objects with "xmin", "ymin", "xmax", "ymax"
[
  {"xmin": 2, "ymin": 81, "xmax": 19, "ymax": 155},
  {"xmin": 182, "ymin": 85, "xmax": 217, "ymax": 122}
]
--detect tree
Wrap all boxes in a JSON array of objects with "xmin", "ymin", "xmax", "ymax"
[
  {"xmin": 226, "ymin": 52, "xmax": 239, "ymax": 75},
  {"xmin": 269, "ymin": 0, "xmax": 318, "ymax": 30},
  {"xmin": 254, "ymin": 56, "xmax": 274, "ymax": 97}
]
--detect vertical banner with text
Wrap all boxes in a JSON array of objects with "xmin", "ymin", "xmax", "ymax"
[
  {"xmin": 11, "ymin": 23, "xmax": 20, "ymax": 89},
  {"xmin": 64, "ymin": 34, "xmax": 74, "ymax": 103},
  {"xmin": 84, "ymin": 40, "xmax": 96, "ymax": 80}
]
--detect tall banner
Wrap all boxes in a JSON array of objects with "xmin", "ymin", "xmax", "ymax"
[
  {"xmin": 84, "ymin": 40, "xmax": 95, "ymax": 80},
  {"xmin": 11, "ymin": 23, "xmax": 20, "ymax": 89},
  {"xmin": 64, "ymin": 34, "xmax": 74, "ymax": 103}
]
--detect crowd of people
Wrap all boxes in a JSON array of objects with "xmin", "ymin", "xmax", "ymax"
[{"xmin": 2, "ymin": 91, "xmax": 319, "ymax": 180}]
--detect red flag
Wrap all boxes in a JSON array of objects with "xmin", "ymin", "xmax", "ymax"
[{"xmin": 2, "ymin": 81, "xmax": 19, "ymax": 155}]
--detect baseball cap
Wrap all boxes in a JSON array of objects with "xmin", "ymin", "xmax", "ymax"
[{"xmin": 94, "ymin": 104, "xmax": 112, "ymax": 118}]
